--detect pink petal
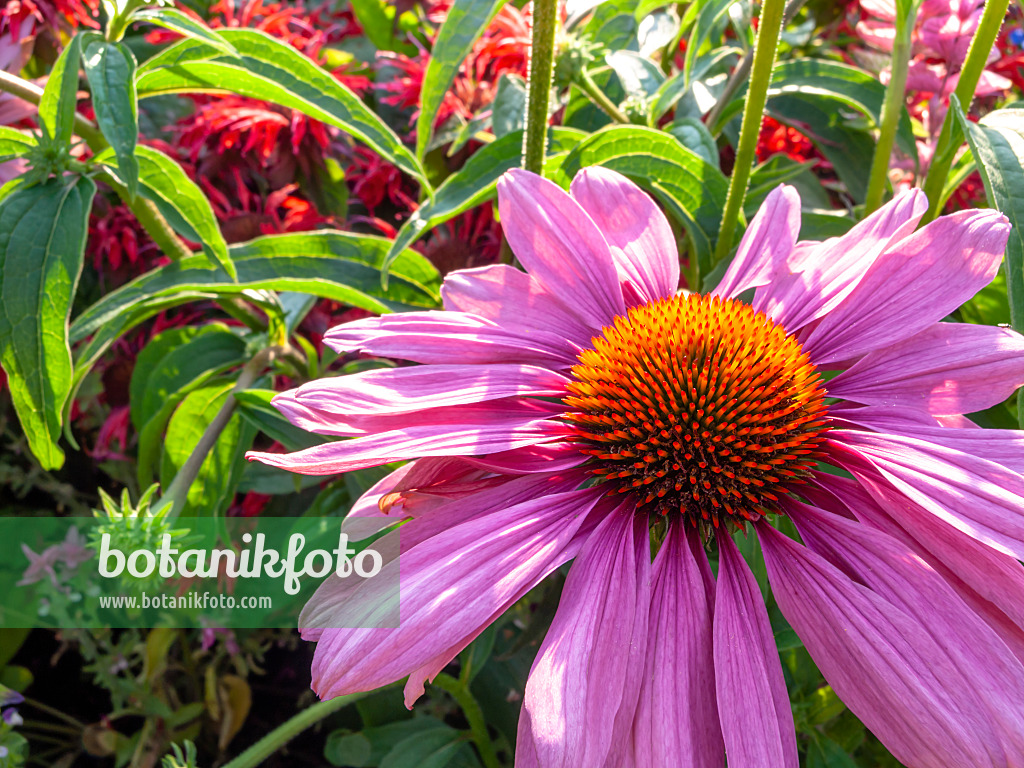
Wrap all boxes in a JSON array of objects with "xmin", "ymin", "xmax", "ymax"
[
  {"xmin": 569, "ymin": 166, "xmax": 680, "ymax": 303},
  {"xmin": 290, "ymin": 363, "xmax": 569, "ymax": 415},
  {"xmin": 828, "ymin": 322, "xmax": 1024, "ymax": 415},
  {"xmin": 803, "ymin": 209, "xmax": 1009, "ymax": 364},
  {"xmin": 786, "ymin": 500, "xmax": 1024, "ymax": 763},
  {"xmin": 247, "ymin": 407, "xmax": 571, "ymax": 475},
  {"xmin": 517, "ymin": 508, "xmax": 650, "ymax": 768},
  {"xmin": 441, "ymin": 263, "xmax": 597, "ymax": 350},
  {"xmin": 324, "ymin": 311, "xmax": 580, "ymax": 369},
  {"xmin": 830, "ymin": 430, "xmax": 1024, "ymax": 562},
  {"xmin": 498, "ymin": 169, "xmax": 626, "ymax": 331},
  {"xmin": 714, "ymin": 533, "xmax": 797, "ymax": 768},
  {"xmin": 305, "ymin": 486, "xmax": 601, "ymax": 701},
  {"xmin": 461, "ymin": 442, "xmax": 588, "ymax": 474},
  {"xmin": 810, "ymin": 471, "xmax": 1024, "ymax": 664},
  {"xmin": 633, "ymin": 523, "xmax": 723, "ymax": 768},
  {"xmin": 754, "ymin": 189, "xmax": 927, "ymax": 331},
  {"xmin": 712, "ymin": 185, "xmax": 800, "ymax": 301},
  {"xmin": 759, "ymin": 522, "xmax": 1008, "ymax": 767}
]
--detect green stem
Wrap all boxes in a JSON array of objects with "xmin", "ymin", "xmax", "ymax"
[
  {"xmin": 221, "ymin": 691, "xmax": 378, "ymax": 768},
  {"xmin": 522, "ymin": 0, "xmax": 558, "ymax": 173},
  {"xmin": 157, "ymin": 346, "xmax": 280, "ymax": 519},
  {"xmin": 433, "ymin": 673, "xmax": 502, "ymax": 768},
  {"xmin": 864, "ymin": 3, "xmax": 917, "ymax": 213},
  {"xmin": 919, "ymin": 0, "xmax": 1011, "ymax": 222},
  {"xmin": 712, "ymin": 0, "xmax": 788, "ymax": 268},
  {"xmin": 577, "ymin": 69, "xmax": 630, "ymax": 124},
  {"xmin": 0, "ymin": 68, "xmax": 193, "ymax": 260}
]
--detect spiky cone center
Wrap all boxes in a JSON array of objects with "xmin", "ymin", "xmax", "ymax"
[{"xmin": 563, "ymin": 293, "xmax": 829, "ymax": 531}]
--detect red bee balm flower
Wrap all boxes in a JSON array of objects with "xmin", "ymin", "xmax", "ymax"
[{"xmin": 250, "ymin": 169, "xmax": 1024, "ymax": 767}]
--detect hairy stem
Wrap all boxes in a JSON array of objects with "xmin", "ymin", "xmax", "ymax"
[
  {"xmin": 919, "ymin": 0, "xmax": 1011, "ymax": 221},
  {"xmin": 522, "ymin": 0, "xmax": 558, "ymax": 173},
  {"xmin": 712, "ymin": 0, "xmax": 788, "ymax": 268},
  {"xmin": 864, "ymin": 4, "xmax": 917, "ymax": 213},
  {"xmin": 433, "ymin": 673, "xmax": 503, "ymax": 768}
]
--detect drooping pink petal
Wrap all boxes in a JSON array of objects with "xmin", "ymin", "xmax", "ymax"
[
  {"xmin": 753, "ymin": 189, "xmax": 927, "ymax": 331},
  {"xmin": 324, "ymin": 311, "xmax": 580, "ymax": 369},
  {"xmin": 828, "ymin": 322, "xmax": 1024, "ymax": 415},
  {"xmin": 516, "ymin": 508, "xmax": 650, "ymax": 768},
  {"xmin": 809, "ymin": 471, "xmax": 1024, "ymax": 664},
  {"xmin": 247, "ymin": 407, "xmax": 571, "ymax": 475},
  {"xmin": 633, "ymin": 523, "xmax": 723, "ymax": 768},
  {"xmin": 712, "ymin": 185, "xmax": 800, "ymax": 301},
  {"xmin": 461, "ymin": 442, "xmax": 588, "ymax": 474},
  {"xmin": 290, "ymin": 363, "xmax": 569, "ymax": 415},
  {"xmin": 759, "ymin": 521, "xmax": 1009, "ymax": 768},
  {"xmin": 713, "ymin": 533, "xmax": 797, "ymax": 768},
  {"xmin": 829, "ymin": 431, "xmax": 1024, "ymax": 562},
  {"xmin": 304, "ymin": 486, "xmax": 602, "ymax": 702},
  {"xmin": 441, "ymin": 263, "xmax": 597, "ymax": 349},
  {"xmin": 803, "ymin": 210, "xmax": 1009, "ymax": 364},
  {"xmin": 786, "ymin": 500, "xmax": 1024, "ymax": 763},
  {"xmin": 569, "ymin": 166, "xmax": 680, "ymax": 304},
  {"xmin": 498, "ymin": 169, "xmax": 626, "ymax": 330}
]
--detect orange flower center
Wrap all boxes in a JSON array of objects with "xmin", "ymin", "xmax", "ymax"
[{"xmin": 563, "ymin": 293, "xmax": 829, "ymax": 529}]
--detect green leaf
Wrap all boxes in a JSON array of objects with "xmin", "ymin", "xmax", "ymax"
[
  {"xmin": 491, "ymin": 73, "xmax": 527, "ymax": 138},
  {"xmin": 234, "ymin": 388, "xmax": 328, "ymax": 451},
  {"xmin": 136, "ymin": 29, "xmax": 428, "ymax": 190},
  {"xmin": 83, "ymin": 41, "xmax": 139, "ymax": 199},
  {"xmin": 683, "ymin": 0, "xmax": 735, "ymax": 86},
  {"xmin": 129, "ymin": 7, "xmax": 239, "ymax": 56},
  {"xmin": 384, "ymin": 127, "xmax": 585, "ymax": 273},
  {"xmin": 39, "ymin": 33, "xmax": 87, "ymax": 149},
  {"xmin": 955, "ymin": 99, "xmax": 1024, "ymax": 423},
  {"xmin": 668, "ymin": 117, "xmax": 718, "ymax": 166},
  {"xmin": 0, "ymin": 176, "xmax": 95, "ymax": 469},
  {"xmin": 325, "ymin": 718, "xmax": 450, "ymax": 768},
  {"xmin": 96, "ymin": 144, "xmax": 233, "ymax": 277},
  {"xmin": 379, "ymin": 725, "xmax": 468, "ymax": 768},
  {"xmin": 807, "ymin": 736, "xmax": 860, "ymax": 768},
  {"xmin": 416, "ymin": 0, "xmax": 505, "ymax": 160},
  {"xmin": 159, "ymin": 379, "xmax": 257, "ymax": 516},
  {"xmin": 555, "ymin": 125, "xmax": 729, "ymax": 276},
  {"xmin": 583, "ymin": 0, "xmax": 639, "ymax": 51},
  {"xmin": 606, "ymin": 50, "xmax": 665, "ymax": 101},
  {"xmin": 0, "ymin": 127, "xmax": 36, "ymax": 161}
]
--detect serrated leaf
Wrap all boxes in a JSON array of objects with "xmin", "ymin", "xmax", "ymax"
[
  {"xmin": 160, "ymin": 379, "xmax": 256, "ymax": 516},
  {"xmin": 39, "ymin": 33, "xmax": 87, "ymax": 149},
  {"xmin": 555, "ymin": 125, "xmax": 728, "ymax": 276},
  {"xmin": 416, "ymin": 0, "xmax": 505, "ymax": 159},
  {"xmin": 385, "ymin": 127, "xmax": 585, "ymax": 273},
  {"xmin": 130, "ymin": 7, "xmax": 239, "ymax": 56},
  {"xmin": 136, "ymin": 29, "xmax": 428, "ymax": 190},
  {"xmin": 0, "ymin": 176, "xmax": 95, "ymax": 469},
  {"xmin": 83, "ymin": 41, "xmax": 139, "ymax": 199}
]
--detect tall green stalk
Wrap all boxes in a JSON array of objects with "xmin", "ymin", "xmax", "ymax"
[
  {"xmin": 864, "ymin": 0, "xmax": 918, "ymax": 214},
  {"xmin": 712, "ymin": 0, "xmax": 788, "ymax": 268},
  {"xmin": 919, "ymin": 0, "xmax": 1011, "ymax": 221},
  {"xmin": 522, "ymin": 0, "xmax": 558, "ymax": 173}
]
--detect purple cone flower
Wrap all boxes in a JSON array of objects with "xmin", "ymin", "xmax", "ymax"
[{"xmin": 249, "ymin": 168, "xmax": 1024, "ymax": 767}]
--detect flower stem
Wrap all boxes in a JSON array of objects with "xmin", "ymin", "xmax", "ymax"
[
  {"xmin": 522, "ymin": 0, "xmax": 558, "ymax": 173},
  {"xmin": 577, "ymin": 69, "xmax": 630, "ymax": 124},
  {"xmin": 864, "ymin": 1, "xmax": 917, "ymax": 213},
  {"xmin": 919, "ymin": 0, "xmax": 1010, "ymax": 222},
  {"xmin": 433, "ymin": 673, "xmax": 502, "ymax": 768},
  {"xmin": 712, "ymin": 0, "xmax": 788, "ymax": 268},
  {"xmin": 222, "ymin": 690, "xmax": 380, "ymax": 768}
]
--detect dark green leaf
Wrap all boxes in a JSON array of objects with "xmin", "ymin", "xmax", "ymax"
[
  {"xmin": 39, "ymin": 33, "xmax": 86, "ymax": 149},
  {"xmin": 0, "ymin": 176, "xmax": 95, "ymax": 469},
  {"xmin": 234, "ymin": 388, "xmax": 328, "ymax": 451},
  {"xmin": 384, "ymin": 127, "xmax": 585, "ymax": 271},
  {"xmin": 807, "ymin": 736, "xmax": 860, "ymax": 768},
  {"xmin": 325, "ymin": 718, "xmax": 449, "ymax": 767},
  {"xmin": 606, "ymin": 50, "xmax": 664, "ymax": 100},
  {"xmin": 129, "ymin": 7, "xmax": 239, "ymax": 56},
  {"xmin": 416, "ymin": 0, "xmax": 505, "ymax": 159},
  {"xmin": 379, "ymin": 725, "xmax": 468, "ymax": 768},
  {"xmin": 136, "ymin": 29, "xmax": 428, "ymax": 190},
  {"xmin": 668, "ymin": 117, "xmax": 718, "ymax": 166},
  {"xmin": 556, "ymin": 125, "xmax": 728, "ymax": 275},
  {"xmin": 491, "ymin": 73, "xmax": 527, "ymax": 138},
  {"xmin": 583, "ymin": 0, "xmax": 639, "ymax": 51},
  {"xmin": 159, "ymin": 379, "xmax": 257, "ymax": 516},
  {"xmin": 683, "ymin": 0, "xmax": 735, "ymax": 85},
  {"xmin": 0, "ymin": 127, "xmax": 36, "ymax": 161},
  {"xmin": 83, "ymin": 41, "xmax": 139, "ymax": 199}
]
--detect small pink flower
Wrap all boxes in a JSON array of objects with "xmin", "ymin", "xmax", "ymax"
[{"xmin": 251, "ymin": 169, "xmax": 1024, "ymax": 766}]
